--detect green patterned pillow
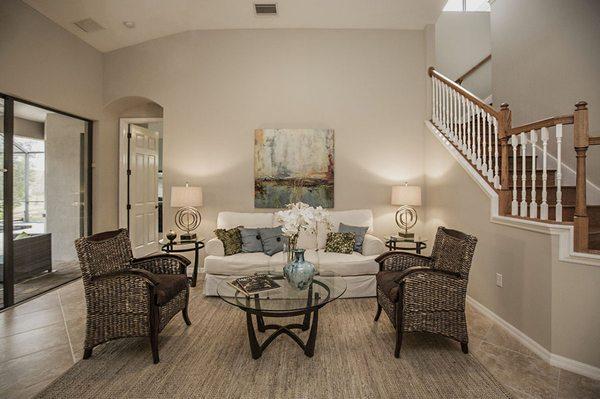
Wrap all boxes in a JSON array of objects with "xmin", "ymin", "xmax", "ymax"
[
  {"xmin": 325, "ymin": 232, "xmax": 356, "ymax": 254},
  {"xmin": 214, "ymin": 227, "xmax": 243, "ymax": 256}
]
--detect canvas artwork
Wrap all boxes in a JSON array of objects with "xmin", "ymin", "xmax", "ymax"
[{"xmin": 254, "ymin": 128, "xmax": 334, "ymax": 208}]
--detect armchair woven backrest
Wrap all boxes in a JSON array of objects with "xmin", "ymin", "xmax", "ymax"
[
  {"xmin": 430, "ymin": 227, "xmax": 477, "ymax": 278},
  {"xmin": 74, "ymin": 229, "xmax": 133, "ymax": 282}
]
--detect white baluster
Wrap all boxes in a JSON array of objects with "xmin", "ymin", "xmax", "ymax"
[
  {"xmin": 451, "ymin": 90, "xmax": 456, "ymax": 143},
  {"xmin": 487, "ymin": 113, "xmax": 494, "ymax": 181},
  {"xmin": 461, "ymin": 96, "xmax": 467, "ymax": 154},
  {"xmin": 466, "ymin": 98, "xmax": 472, "ymax": 159},
  {"xmin": 475, "ymin": 104, "xmax": 481, "ymax": 169},
  {"xmin": 511, "ymin": 135, "xmax": 519, "ymax": 215},
  {"xmin": 445, "ymin": 84, "xmax": 450, "ymax": 137},
  {"xmin": 480, "ymin": 110, "xmax": 487, "ymax": 172},
  {"xmin": 486, "ymin": 113, "xmax": 494, "ymax": 183},
  {"xmin": 520, "ymin": 132, "xmax": 528, "ymax": 216},
  {"xmin": 540, "ymin": 127, "xmax": 549, "ymax": 220},
  {"xmin": 493, "ymin": 117, "xmax": 500, "ymax": 189},
  {"xmin": 555, "ymin": 124, "xmax": 563, "ymax": 222},
  {"xmin": 529, "ymin": 130, "xmax": 538, "ymax": 218},
  {"xmin": 469, "ymin": 101, "xmax": 475, "ymax": 161},
  {"xmin": 433, "ymin": 78, "xmax": 438, "ymax": 125},
  {"xmin": 477, "ymin": 109, "xmax": 487, "ymax": 172}
]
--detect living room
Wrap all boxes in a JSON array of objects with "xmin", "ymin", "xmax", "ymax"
[{"xmin": 1, "ymin": 0, "xmax": 599, "ymax": 398}]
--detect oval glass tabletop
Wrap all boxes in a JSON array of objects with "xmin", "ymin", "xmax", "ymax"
[{"xmin": 216, "ymin": 273, "xmax": 347, "ymax": 313}]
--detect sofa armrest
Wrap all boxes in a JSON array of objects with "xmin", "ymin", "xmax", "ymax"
[
  {"xmin": 362, "ymin": 234, "xmax": 386, "ymax": 256},
  {"xmin": 205, "ymin": 237, "xmax": 225, "ymax": 257}
]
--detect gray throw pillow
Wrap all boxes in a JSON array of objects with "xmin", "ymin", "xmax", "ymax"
[
  {"xmin": 339, "ymin": 223, "xmax": 368, "ymax": 253},
  {"xmin": 239, "ymin": 228, "xmax": 263, "ymax": 253},
  {"xmin": 259, "ymin": 226, "xmax": 284, "ymax": 256}
]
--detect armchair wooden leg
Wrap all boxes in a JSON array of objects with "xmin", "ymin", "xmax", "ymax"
[
  {"xmin": 374, "ymin": 304, "xmax": 382, "ymax": 322},
  {"xmin": 461, "ymin": 342, "xmax": 469, "ymax": 354},
  {"xmin": 394, "ymin": 306, "xmax": 403, "ymax": 358},
  {"xmin": 182, "ymin": 291, "xmax": 192, "ymax": 326},
  {"xmin": 182, "ymin": 306, "xmax": 192, "ymax": 326},
  {"xmin": 83, "ymin": 348, "xmax": 93, "ymax": 359},
  {"xmin": 150, "ymin": 304, "xmax": 160, "ymax": 364},
  {"xmin": 394, "ymin": 329, "xmax": 403, "ymax": 358}
]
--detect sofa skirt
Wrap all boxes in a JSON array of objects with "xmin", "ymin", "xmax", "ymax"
[{"xmin": 204, "ymin": 273, "xmax": 376, "ymax": 298}]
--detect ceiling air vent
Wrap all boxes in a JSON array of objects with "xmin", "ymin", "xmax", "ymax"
[
  {"xmin": 73, "ymin": 18, "xmax": 105, "ymax": 33},
  {"xmin": 255, "ymin": 3, "xmax": 277, "ymax": 15}
]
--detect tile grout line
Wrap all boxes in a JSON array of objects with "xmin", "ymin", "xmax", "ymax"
[{"xmin": 57, "ymin": 291, "xmax": 77, "ymax": 364}]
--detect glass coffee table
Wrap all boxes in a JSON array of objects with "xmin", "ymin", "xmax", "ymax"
[{"xmin": 217, "ymin": 273, "xmax": 347, "ymax": 359}]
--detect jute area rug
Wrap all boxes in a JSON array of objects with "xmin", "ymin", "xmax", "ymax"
[{"xmin": 37, "ymin": 281, "xmax": 510, "ymax": 398}]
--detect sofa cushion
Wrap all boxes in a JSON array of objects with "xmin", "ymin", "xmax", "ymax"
[
  {"xmin": 154, "ymin": 274, "xmax": 189, "ymax": 305},
  {"xmin": 259, "ymin": 226, "xmax": 284, "ymax": 256},
  {"xmin": 204, "ymin": 252, "xmax": 271, "ymax": 275},
  {"xmin": 376, "ymin": 271, "xmax": 402, "ymax": 303},
  {"xmin": 217, "ymin": 212, "xmax": 273, "ymax": 229},
  {"xmin": 317, "ymin": 209, "xmax": 374, "ymax": 249},
  {"xmin": 325, "ymin": 232, "xmax": 356, "ymax": 254},
  {"xmin": 268, "ymin": 250, "xmax": 319, "ymax": 269},
  {"xmin": 214, "ymin": 227, "xmax": 243, "ymax": 256},
  {"xmin": 239, "ymin": 228, "xmax": 263, "ymax": 253},
  {"xmin": 362, "ymin": 234, "xmax": 386, "ymax": 256},
  {"xmin": 339, "ymin": 223, "xmax": 369, "ymax": 253},
  {"xmin": 318, "ymin": 251, "xmax": 379, "ymax": 276}
]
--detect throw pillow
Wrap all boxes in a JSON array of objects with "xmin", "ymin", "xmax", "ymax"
[
  {"xmin": 259, "ymin": 226, "xmax": 284, "ymax": 256},
  {"xmin": 339, "ymin": 223, "xmax": 368, "ymax": 253},
  {"xmin": 325, "ymin": 232, "xmax": 355, "ymax": 254},
  {"xmin": 239, "ymin": 228, "xmax": 263, "ymax": 253},
  {"xmin": 214, "ymin": 227, "xmax": 243, "ymax": 256}
]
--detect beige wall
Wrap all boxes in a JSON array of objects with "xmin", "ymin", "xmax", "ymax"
[
  {"xmin": 436, "ymin": 12, "xmax": 491, "ymax": 99},
  {"xmin": 0, "ymin": 0, "xmax": 103, "ymax": 232},
  {"xmin": 491, "ymin": 0, "xmax": 600, "ymax": 185},
  {"xmin": 424, "ymin": 126, "xmax": 600, "ymax": 368},
  {"xmin": 103, "ymin": 29, "xmax": 429, "ymax": 239}
]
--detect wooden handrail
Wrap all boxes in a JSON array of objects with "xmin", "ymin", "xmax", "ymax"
[
  {"xmin": 429, "ymin": 67, "xmax": 498, "ymax": 117},
  {"xmin": 589, "ymin": 136, "xmax": 600, "ymax": 146},
  {"xmin": 509, "ymin": 115, "xmax": 574, "ymax": 136},
  {"xmin": 456, "ymin": 54, "xmax": 492, "ymax": 85}
]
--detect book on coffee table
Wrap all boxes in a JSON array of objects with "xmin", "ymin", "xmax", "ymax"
[{"xmin": 227, "ymin": 275, "xmax": 281, "ymax": 296}]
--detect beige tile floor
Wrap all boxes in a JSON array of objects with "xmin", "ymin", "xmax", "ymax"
[{"xmin": 1, "ymin": 278, "xmax": 599, "ymax": 399}]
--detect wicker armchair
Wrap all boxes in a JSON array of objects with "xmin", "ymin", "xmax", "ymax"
[
  {"xmin": 74, "ymin": 229, "xmax": 192, "ymax": 364},
  {"xmin": 374, "ymin": 227, "xmax": 477, "ymax": 358}
]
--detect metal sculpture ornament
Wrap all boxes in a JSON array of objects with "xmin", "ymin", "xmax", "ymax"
[
  {"xmin": 175, "ymin": 206, "xmax": 201, "ymax": 235},
  {"xmin": 395, "ymin": 205, "xmax": 418, "ymax": 233}
]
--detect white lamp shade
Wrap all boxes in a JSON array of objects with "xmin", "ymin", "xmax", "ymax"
[
  {"xmin": 171, "ymin": 185, "xmax": 203, "ymax": 207},
  {"xmin": 391, "ymin": 185, "xmax": 421, "ymax": 206}
]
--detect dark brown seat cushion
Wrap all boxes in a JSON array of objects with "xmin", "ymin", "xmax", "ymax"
[
  {"xmin": 376, "ymin": 271, "xmax": 404, "ymax": 303},
  {"xmin": 154, "ymin": 274, "xmax": 188, "ymax": 305}
]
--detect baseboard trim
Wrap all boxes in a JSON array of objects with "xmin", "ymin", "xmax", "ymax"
[{"xmin": 467, "ymin": 295, "xmax": 600, "ymax": 381}]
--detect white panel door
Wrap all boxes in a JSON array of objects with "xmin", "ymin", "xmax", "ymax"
[{"xmin": 129, "ymin": 124, "xmax": 159, "ymax": 257}]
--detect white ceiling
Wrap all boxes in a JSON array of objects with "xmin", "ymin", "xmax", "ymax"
[{"xmin": 23, "ymin": 0, "xmax": 446, "ymax": 52}]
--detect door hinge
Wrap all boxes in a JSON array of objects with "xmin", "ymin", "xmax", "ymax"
[
  {"xmin": 127, "ymin": 169, "xmax": 131, "ymax": 176},
  {"xmin": 126, "ymin": 204, "xmax": 131, "ymax": 210},
  {"xmin": 127, "ymin": 133, "xmax": 132, "ymax": 139}
]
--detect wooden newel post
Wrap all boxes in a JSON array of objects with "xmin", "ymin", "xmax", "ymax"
[
  {"xmin": 573, "ymin": 101, "xmax": 589, "ymax": 252},
  {"xmin": 498, "ymin": 103, "xmax": 512, "ymax": 215}
]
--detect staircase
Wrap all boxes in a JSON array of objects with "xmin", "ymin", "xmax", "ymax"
[{"xmin": 428, "ymin": 67, "xmax": 600, "ymax": 252}]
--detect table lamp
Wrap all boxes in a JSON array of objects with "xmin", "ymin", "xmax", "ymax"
[
  {"xmin": 391, "ymin": 183, "xmax": 421, "ymax": 241},
  {"xmin": 171, "ymin": 183, "xmax": 203, "ymax": 241}
]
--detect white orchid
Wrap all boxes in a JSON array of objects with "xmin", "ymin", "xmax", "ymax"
[{"xmin": 276, "ymin": 202, "xmax": 331, "ymax": 237}]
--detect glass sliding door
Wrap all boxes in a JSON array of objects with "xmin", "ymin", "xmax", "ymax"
[
  {"xmin": 0, "ymin": 94, "xmax": 92, "ymax": 309},
  {"xmin": 0, "ymin": 96, "xmax": 10, "ymax": 308}
]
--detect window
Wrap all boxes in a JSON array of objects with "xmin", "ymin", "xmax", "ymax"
[{"xmin": 443, "ymin": 0, "xmax": 490, "ymax": 12}]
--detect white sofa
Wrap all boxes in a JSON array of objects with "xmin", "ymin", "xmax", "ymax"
[{"xmin": 203, "ymin": 209, "xmax": 386, "ymax": 298}]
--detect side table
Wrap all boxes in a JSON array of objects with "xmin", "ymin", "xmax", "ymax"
[
  {"xmin": 159, "ymin": 238, "xmax": 204, "ymax": 287},
  {"xmin": 385, "ymin": 238, "xmax": 427, "ymax": 254}
]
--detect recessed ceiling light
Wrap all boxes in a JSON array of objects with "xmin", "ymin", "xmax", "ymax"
[{"xmin": 123, "ymin": 21, "xmax": 135, "ymax": 29}]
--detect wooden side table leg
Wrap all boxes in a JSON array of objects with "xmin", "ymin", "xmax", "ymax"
[{"xmin": 191, "ymin": 243, "xmax": 199, "ymax": 287}]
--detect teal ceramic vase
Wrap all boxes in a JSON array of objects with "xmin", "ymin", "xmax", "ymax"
[{"xmin": 283, "ymin": 249, "xmax": 316, "ymax": 290}]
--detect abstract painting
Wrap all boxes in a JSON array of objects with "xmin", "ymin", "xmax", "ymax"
[{"xmin": 254, "ymin": 128, "xmax": 334, "ymax": 208}]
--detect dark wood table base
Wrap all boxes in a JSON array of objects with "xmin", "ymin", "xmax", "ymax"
[{"xmin": 244, "ymin": 291, "xmax": 322, "ymax": 359}]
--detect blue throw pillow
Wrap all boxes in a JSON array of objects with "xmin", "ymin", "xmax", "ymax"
[
  {"xmin": 259, "ymin": 226, "xmax": 284, "ymax": 256},
  {"xmin": 239, "ymin": 228, "xmax": 263, "ymax": 253},
  {"xmin": 339, "ymin": 223, "xmax": 368, "ymax": 253}
]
